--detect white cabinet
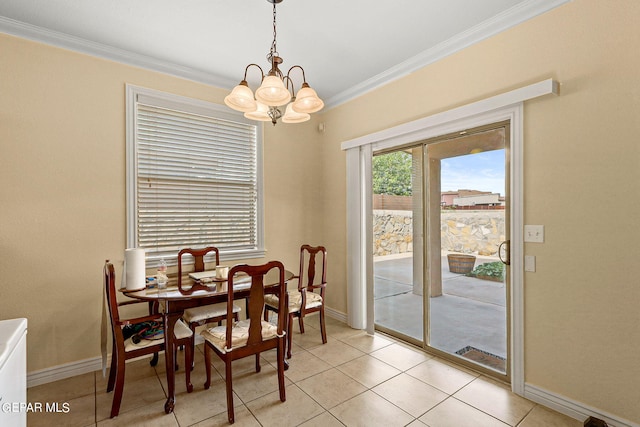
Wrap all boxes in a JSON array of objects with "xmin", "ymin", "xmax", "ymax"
[{"xmin": 0, "ymin": 318, "xmax": 28, "ymax": 427}]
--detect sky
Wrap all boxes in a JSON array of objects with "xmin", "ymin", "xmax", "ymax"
[{"xmin": 440, "ymin": 149, "xmax": 505, "ymax": 196}]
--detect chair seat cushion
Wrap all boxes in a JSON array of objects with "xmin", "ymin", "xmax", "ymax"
[
  {"xmin": 182, "ymin": 303, "xmax": 242, "ymax": 324},
  {"xmin": 124, "ymin": 319, "xmax": 192, "ymax": 352},
  {"xmin": 265, "ymin": 291, "xmax": 323, "ymax": 313},
  {"xmin": 201, "ymin": 319, "xmax": 282, "ymax": 354}
]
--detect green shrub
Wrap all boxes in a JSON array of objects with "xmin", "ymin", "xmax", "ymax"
[{"xmin": 468, "ymin": 261, "xmax": 505, "ymax": 280}]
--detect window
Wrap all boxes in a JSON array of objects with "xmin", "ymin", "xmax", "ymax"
[{"xmin": 126, "ymin": 85, "xmax": 264, "ymax": 265}]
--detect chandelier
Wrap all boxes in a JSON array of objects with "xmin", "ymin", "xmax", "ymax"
[{"xmin": 224, "ymin": 0, "xmax": 324, "ymax": 125}]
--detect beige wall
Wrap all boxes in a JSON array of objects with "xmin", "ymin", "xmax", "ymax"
[
  {"xmin": 317, "ymin": 0, "xmax": 640, "ymax": 422},
  {"xmin": 2, "ymin": 0, "xmax": 640, "ymax": 422},
  {"xmin": 0, "ymin": 33, "xmax": 323, "ymax": 373}
]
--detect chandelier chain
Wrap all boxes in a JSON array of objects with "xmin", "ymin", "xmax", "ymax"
[{"xmin": 270, "ymin": 1, "xmax": 278, "ymax": 61}]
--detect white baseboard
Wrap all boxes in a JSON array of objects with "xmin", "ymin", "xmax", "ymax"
[
  {"xmin": 28, "ymin": 356, "xmax": 106, "ymax": 388},
  {"xmin": 524, "ymin": 384, "xmax": 639, "ymax": 427},
  {"xmin": 325, "ymin": 306, "xmax": 347, "ymax": 323},
  {"xmin": 28, "ymin": 309, "xmax": 348, "ymax": 388}
]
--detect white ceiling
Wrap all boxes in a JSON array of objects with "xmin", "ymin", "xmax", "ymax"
[{"xmin": 0, "ymin": 0, "xmax": 568, "ymax": 108}]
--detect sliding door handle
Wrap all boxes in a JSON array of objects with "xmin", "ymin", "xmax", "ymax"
[{"xmin": 498, "ymin": 240, "xmax": 510, "ymax": 265}]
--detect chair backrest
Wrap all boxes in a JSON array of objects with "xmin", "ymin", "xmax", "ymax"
[
  {"xmin": 225, "ymin": 261, "xmax": 287, "ymax": 348},
  {"xmin": 104, "ymin": 261, "xmax": 123, "ymax": 339},
  {"xmin": 177, "ymin": 246, "xmax": 220, "ymax": 292},
  {"xmin": 298, "ymin": 245, "xmax": 327, "ymax": 293}
]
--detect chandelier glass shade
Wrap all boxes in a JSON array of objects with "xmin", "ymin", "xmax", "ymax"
[
  {"xmin": 254, "ymin": 75, "xmax": 291, "ymax": 106},
  {"xmin": 282, "ymin": 101, "xmax": 310, "ymax": 123},
  {"xmin": 223, "ymin": 0, "xmax": 323, "ymax": 125},
  {"xmin": 243, "ymin": 101, "xmax": 271, "ymax": 122},
  {"xmin": 223, "ymin": 81, "xmax": 256, "ymax": 113},
  {"xmin": 292, "ymin": 83, "xmax": 324, "ymax": 114}
]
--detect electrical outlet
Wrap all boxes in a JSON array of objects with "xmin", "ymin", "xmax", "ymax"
[
  {"xmin": 524, "ymin": 255, "xmax": 536, "ymax": 272},
  {"xmin": 524, "ymin": 225, "xmax": 544, "ymax": 243}
]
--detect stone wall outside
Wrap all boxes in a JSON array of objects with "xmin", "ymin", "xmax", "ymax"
[
  {"xmin": 373, "ymin": 210, "xmax": 414, "ymax": 256},
  {"xmin": 373, "ymin": 210, "xmax": 505, "ymax": 257}
]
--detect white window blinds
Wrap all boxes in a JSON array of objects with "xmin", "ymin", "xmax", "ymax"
[{"xmin": 126, "ymin": 86, "xmax": 264, "ymax": 264}]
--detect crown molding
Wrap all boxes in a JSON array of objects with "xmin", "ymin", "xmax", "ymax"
[
  {"xmin": 0, "ymin": 0, "xmax": 570, "ymax": 109},
  {"xmin": 0, "ymin": 16, "xmax": 236, "ymax": 89},
  {"xmin": 324, "ymin": 0, "xmax": 571, "ymax": 109}
]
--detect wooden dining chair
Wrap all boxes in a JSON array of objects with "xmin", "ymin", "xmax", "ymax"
[
  {"xmin": 201, "ymin": 261, "xmax": 287, "ymax": 424},
  {"xmin": 264, "ymin": 245, "xmax": 327, "ymax": 359},
  {"xmin": 104, "ymin": 261, "xmax": 193, "ymax": 418},
  {"xmin": 177, "ymin": 247, "xmax": 241, "ymax": 368}
]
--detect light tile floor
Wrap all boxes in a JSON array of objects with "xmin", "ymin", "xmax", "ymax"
[{"xmin": 27, "ymin": 316, "xmax": 582, "ymax": 427}]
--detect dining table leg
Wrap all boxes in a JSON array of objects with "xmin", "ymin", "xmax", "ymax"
[{"xmin": 163, "ymin": 308, "xmax": 181, "ymax": 414}]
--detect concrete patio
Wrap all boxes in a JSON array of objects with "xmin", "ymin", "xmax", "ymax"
[{"xmin": 374, "ymin": 252, "xmax": 507, "ymax": 370}]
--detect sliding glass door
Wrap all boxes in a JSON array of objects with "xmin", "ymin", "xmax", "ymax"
[
  {"xmin": 425, "ymin": 123, "xmax": 510, "ymax": 379},
  {"xmin": 373, "ymin": 146, "xmax": 424, "ymax": 345},
  {"xmin": 372, "ymin": 122, "xmax": 511, "ymax": 381}
]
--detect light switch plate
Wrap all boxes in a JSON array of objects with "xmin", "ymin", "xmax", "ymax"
[{"xmin": 524, "ymin": 225, "xmax": 544, "ymax": 243}]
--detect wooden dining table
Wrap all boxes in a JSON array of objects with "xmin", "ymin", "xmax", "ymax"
[{"xmin": 123, "ymin": 268, "xmax": 294, "ymax": 414}]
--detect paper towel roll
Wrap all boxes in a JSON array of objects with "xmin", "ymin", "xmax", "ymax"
[{"xmin": 124, "ymin": 248, "xmax": 146, "ymax": 291}]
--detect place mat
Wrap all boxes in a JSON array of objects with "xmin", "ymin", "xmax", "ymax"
[
  {"xmin": 189, "ymin": 270, "xmax": 218, "ymax": 280},
  {"xmin": 456, "ymin": 346, "xmax": 505, "ymax": 371}
]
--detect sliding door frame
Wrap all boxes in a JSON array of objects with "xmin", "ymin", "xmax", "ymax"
[{"xmin": 342, "ymin": 79, "xmax": 559, "ymax": 395}]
